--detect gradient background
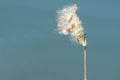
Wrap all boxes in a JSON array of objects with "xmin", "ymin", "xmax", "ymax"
[{"xmin": 0, "ymin": 0, "xmax": 120, "ymax": 80}]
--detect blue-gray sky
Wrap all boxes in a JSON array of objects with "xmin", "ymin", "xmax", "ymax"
[{"xmin": 0, "ymin": 0, "xmax": 120, "ymax": 80}]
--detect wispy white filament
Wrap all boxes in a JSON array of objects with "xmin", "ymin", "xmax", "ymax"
[{"xmin": 57, "ymin": 4, "xmax": 87, "ymax": 47}]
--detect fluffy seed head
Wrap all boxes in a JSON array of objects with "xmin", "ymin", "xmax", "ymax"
[{"xmin": 57, "ymin": 4, "xmax": 87, "ymax": 47}]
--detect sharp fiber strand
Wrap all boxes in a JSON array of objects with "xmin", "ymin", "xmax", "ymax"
[{"xmin": 57, "ymin": 4, "xmax": 87, "ymax": 47}]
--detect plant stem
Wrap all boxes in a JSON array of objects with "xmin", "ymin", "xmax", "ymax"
[{"xmin": 84, "ymin": 46, "xmax": 87, "ymax": 80}]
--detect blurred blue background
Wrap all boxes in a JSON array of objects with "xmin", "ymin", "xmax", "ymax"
[{"xmin": 0, "ymin": 0, "xmax": 120, "ymax": 80}]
